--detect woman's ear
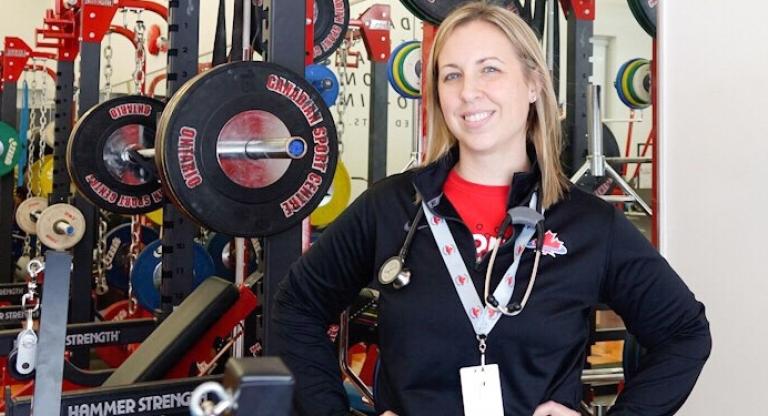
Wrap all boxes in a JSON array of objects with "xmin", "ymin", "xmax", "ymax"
[{"xmin": 529, "ymin": 90, "xmax": 537, "ymax": 103}]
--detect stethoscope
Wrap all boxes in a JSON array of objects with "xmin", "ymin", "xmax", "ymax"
[{"xmin": 378, "ymin": 186, "xmax": 545, "ymax": 316}]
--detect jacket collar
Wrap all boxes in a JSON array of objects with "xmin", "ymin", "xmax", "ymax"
[{"xmin": 412, "ymin": 144, "xmax": 541, "ymax": 217}]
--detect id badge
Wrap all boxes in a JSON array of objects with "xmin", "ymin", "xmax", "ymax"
[{"xmin": 459, "ymin": 364, "xmax": 504, "ymax": 416}]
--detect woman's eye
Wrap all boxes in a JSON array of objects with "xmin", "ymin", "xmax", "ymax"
[
  {"xmin": 443, "ymin": 72, "xmax": 460, "ymax": 82},
  {"xmin": 483, "ymin": 66, "xmax": 499, "ymax": 73}
]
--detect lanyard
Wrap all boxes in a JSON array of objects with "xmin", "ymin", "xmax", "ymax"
[{"xmin": 422, "ymin": 197, "xmax": 537, "ymax": 363}]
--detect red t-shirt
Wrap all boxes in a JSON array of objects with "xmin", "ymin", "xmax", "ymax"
[{"xmin": 443, "ymin": 169, "xmax": 511, "ymax": 261}]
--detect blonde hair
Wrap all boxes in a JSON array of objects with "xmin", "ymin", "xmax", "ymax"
[{"xmin": 423, "ymin": 1, "xmax": 569, "ymax": 208}]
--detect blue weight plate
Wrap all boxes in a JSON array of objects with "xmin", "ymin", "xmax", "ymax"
[
  {"xmin": 305, "ymin": 64, "xmax": 340, "ymax": 107},
  {"xmin": 104, "ymin": 224, "xmax": 159, "ymax": 292},
  {"xmin": 206, "ymin": 233, "xmax": 258, "ymax": 281},
  {"xmin": 131, "ymin": 240, "xmax": 216, "ymax": 311}
]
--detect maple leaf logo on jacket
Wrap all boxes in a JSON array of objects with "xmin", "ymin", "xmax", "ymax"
[{"xmin": 526, "ymin": 230, "xmax": 568, "ymax": 257}]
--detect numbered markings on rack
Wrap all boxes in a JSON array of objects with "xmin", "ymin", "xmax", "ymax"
[
  {"xmin": 0, "ymin": 121, "xmax": 21, "ymax": 177},
  {"xmin": 615, "ymin": 58, "xmax": 651, "ymax": 110},
  {"xmin": 314, "ymin": 0, "xmax": 350, "ymax": 63},
  {"xmin": 130, "ymin": 240, "xmax": 216, "ymax": 311},
  {"xmin": 103, "ymin": 224, "xmax": 159, "ymax": 292},
  {"xmin": 387, "ymin": 41, "xmax": 422, "ymax": 99},
  {"xmin": 36, "ymin": 203, "xmax": 86, "ymax": 250},
  {"xmin": 402, "ymin": 0, "xmax": 519, "ymax": 25},
  {"xmin": 156, "ymin": 61, "xmax": 338, "ymax": 237},
  {"xmin": 67, "ymin": 95, "xmax": 165, "ymax": 215},
  {"xmin": 310, "ymin": 160, "xmax": 351, "ymax": 228},
  {"xmin": 306, "ymin": 64, "xmax": 341, "ymax": 107}
]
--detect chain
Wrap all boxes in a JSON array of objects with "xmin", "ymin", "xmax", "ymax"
[
  {"xmin": 39, "ymin": 61, "xmax": 49, "ymax": 131},
  {"xmin": 23, "ymin": 260, "xmax": 44, "ymax": 313},
  {"xmin": 21, "ymin": 80, "xmax": 35, "ymax": 259},
  {"xmin": 127, "ymin": 215, "xmax": 142, "ymax": 314},
  {"xmin": 103, "ymin": 34, "xmax": 113, "ymax": 100},
  {"xmin": 335, "ymin": 33, "xmax": 352, "ymax": 154},
  {"xmin": 132, "ymin": 14, "xmax": 146, "ymax": 95},
  {"xmin": 93, "ymin": 210, "xmax": 109, "ymax": 295},
  {"xmin": 189, "ymin": 382, "xmax": 236, "ymax": 416},
  {"xmin": 34, "ymin": 66, "xmax": 48, "ymax": 257}
]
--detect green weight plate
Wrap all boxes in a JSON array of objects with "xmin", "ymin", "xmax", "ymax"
[
  {"xmin": 0, "ymin": 122, "xmax": 21, "ymax": 177},
  {"xmin": 398, "ymin": 43, "xmax": 422, "ymax": 96},
  {"xmin": 393, "ymin": 42, "xmax": 421, "ymax": 98},
  {"xmin": 614, "ymin": 60, "xmax": 636, "ymax": 109},
  {"xmin": 621, "ymin": 59, "xmax": 645, "ymax": 108},
  {"xmin": 626, "ymin": 59, "xmax": 651, "ymax": 106},
  {"xmin": 388, "ymin": 41, "xmax": 420, "ymax": 98}
]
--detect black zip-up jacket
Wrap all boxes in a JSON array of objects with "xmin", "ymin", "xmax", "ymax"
[{"xmin": 272, "ymin": 150, "xmax": 711, "ymax": 415}]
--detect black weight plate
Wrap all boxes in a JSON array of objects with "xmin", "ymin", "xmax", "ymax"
[
  {"xmin": 157, "ymin": 61, "xmax": 339, "ymax": 237},
  {"xmin": 627, "ymin": 0, "xmax": 656, "ymax": 37},
  {"xmin": 103, "ymin": 223, "xmax": 159, "ymax": 292},
  {"xmin": 406, "ymin": 0, "xmax": 519, "ymax": 25},
  {"xmin": 399, "ymin": 0, "xmax": 428, "ymax": 23},
  {"xmin": 67, "ymin": 96, "xmax": 165, "ymax": 215},
  {"xmin": 314, "ymin": 0, "xmax": 350, "ymax": 63}
]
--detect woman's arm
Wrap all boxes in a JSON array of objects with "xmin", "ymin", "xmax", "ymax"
[
  {"xmin": 602, "ymin": 209, "xmax": 712, "ymax": 415},
  {"xmin": 272, "ymin": 191, "xmax": 379, "ymax": 416}
]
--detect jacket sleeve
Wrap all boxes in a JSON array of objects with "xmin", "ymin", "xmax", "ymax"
[
  {"xmin": 601, "ymin": 208, "xmax": 711, "ymax": 415},
  {"xmin": 271, "ymin": 190, "xmax": 378, "ymax": 416}
]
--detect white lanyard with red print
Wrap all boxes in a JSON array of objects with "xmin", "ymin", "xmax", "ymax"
[{"xmin": 421, "ymin": 196, "xmax": 537, "ymax": 366}]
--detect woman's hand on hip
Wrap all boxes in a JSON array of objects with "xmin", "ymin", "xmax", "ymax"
[{"xmin": 532, "ymin": 400, "xmax": 580, "ymax": 416}]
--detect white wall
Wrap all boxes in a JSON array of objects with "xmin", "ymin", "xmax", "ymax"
[{"xmin": 659, "ymin": 1, "xmax": 768, "ymax": 414}]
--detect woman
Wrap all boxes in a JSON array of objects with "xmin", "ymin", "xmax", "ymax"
[{"xmin": 273, "ymin": 2, "xmax": 711, "ymax": 415}]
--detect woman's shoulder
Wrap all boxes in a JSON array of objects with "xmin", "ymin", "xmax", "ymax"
[
  {"xmin": 366, "ymin": 169, "xmax": 420, "ymax": 199},
  {"xmin": 550, "ymin": 184, "xmax": 619, "ymax": 222}
]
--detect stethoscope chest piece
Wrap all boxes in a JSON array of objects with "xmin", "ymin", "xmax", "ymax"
[{"xmin": 378, "ymin": 256, "xmax": 411, "ymax": 289}]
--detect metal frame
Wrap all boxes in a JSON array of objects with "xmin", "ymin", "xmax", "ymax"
[
  {"xmin": 259, "ymin": 0, "xmax": 307, "ymax": 355},
  {"xmin": 69, "ymin": 38, "xmax": 101, "ymax": 369},
  {"xmin": 0, "ymin": 83, "xmax": 17, "ymax": 282},
  {"xmin": 6, "ymin": 375, "xmax": 221, "ymax": 416},
  {"xmin": 160, "ymin": 0, "xmax": 201, "ymax": 315}
]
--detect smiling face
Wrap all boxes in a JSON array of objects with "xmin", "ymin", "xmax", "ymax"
[{"xmin": 437, "ymin": 20, "xmax": 536, "ymax": 161}]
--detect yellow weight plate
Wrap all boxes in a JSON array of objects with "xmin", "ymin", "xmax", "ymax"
[
  {"xmin": 310, "ymin": 161, "xmax": 351, "ymax": 228},
  {"xmin": 146, "ymin": 208, "xmax": 163, "ymax": 226},
  {"xmin": 29, "ymin": 155, "xmax": 53, "ymax": 196}
]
